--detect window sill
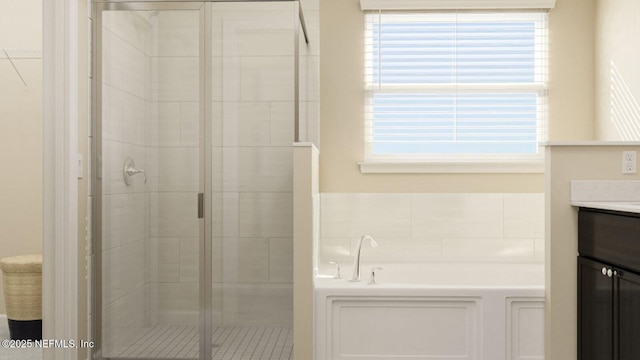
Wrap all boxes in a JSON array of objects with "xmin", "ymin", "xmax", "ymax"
[{"xmin": 359, "ymin": 160, "xmax": 545, "ymax": 174}]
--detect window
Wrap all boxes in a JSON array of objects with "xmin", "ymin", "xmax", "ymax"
[{"xmin": 364, "ymin": 11, "xmax": 548, "ymax": 170}]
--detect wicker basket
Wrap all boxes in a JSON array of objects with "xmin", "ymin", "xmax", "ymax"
[{"xmin": 0, "ymin": 254, "xmax": 42, "ymax": 340}]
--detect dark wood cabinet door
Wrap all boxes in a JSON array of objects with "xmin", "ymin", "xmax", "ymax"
[
  {"xmin": 578, "ymin": 210, "xmax": 640, "ymax": 273},
  {"xmin": 617, "ymin": 269, "xmax": 640, "ymax": 360},
  {"xmin": 579, "ymin": 257, "xmax": 614, "ymax": 360}
]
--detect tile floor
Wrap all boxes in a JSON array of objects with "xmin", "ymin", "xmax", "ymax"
[
  {"xmin": 115, "ymin": 325, "xmax": 293, "ymax": 359},
  {"xmin": 0, "ymin": 321, "xmax": 291, "ymax": 360}
]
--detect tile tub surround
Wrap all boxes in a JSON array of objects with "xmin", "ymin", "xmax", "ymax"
[{"xmin": 318, "ymin": 193, "xmax": 544, "ymax": 271}]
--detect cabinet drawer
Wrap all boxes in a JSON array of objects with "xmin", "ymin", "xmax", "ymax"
[{"xmin": 578, "ymin": 209, "xmax": 640, "ymax": 273}]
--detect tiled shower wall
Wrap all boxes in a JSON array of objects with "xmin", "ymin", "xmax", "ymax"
[
  {"xmin": 211, "ymin": 3, "xmax": 297, "ymax": 326},
  {"xmin": 146, "ymin": 10, "xmax": 201, "ymax": 326},
  {"xmin": 101, "ymin": 11, "xmax": 153, "ymax": 356},
  {"xmin": 143, "ymin": 5, "xmax": 302, "ymax": 327},
  {"xmin": 318, "ymin": 193, "xmax": 544, "ymax": 271}
]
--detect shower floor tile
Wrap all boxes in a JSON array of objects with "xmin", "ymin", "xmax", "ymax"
[{"xmin": 115, "ymin": 325, "xmax": 292, "ymax": 360}]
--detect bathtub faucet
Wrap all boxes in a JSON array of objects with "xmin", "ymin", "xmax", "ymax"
[{"xmin": 350, "ymin": 235, "xmax": 378, "ymax": 282}]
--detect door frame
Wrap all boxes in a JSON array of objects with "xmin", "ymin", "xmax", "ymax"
[{"xmin": 43, "ymin": 0, "xmax": 80, "ymax": 358}]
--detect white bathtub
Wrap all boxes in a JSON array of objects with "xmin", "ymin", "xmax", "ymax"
[{"xmin": 314, "ymin": 263, "xmax": 545, "ymax": 360}]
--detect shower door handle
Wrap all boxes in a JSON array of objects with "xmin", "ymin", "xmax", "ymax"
[{"xmin": 198, "ymin": 193, "xmax": 204, "ymax": 219}]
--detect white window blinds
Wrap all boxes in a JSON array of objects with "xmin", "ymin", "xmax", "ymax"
[{"xmin": 364, "ymin": 11, "xmax": 548, "ymax": 162}]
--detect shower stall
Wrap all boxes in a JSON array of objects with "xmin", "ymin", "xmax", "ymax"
[{"xmin": 91, "ymin": 1, "xmax": 308, "ymax": 359}]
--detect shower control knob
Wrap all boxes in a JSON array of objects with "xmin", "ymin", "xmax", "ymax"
[
  {"xmin": 329, "ymin": 261, "xmax": 342, "ymax": 279},
  {"xmin": 369, "ymin": 267, "xmax": 383, "ymax": 285},
  {"xmin": 602, "ymin": 267, "xmax": 607, "ymax": 275}
]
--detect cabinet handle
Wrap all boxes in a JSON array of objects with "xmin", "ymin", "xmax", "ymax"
[
  {"xmin": 607, "ymin": 269, "xmax": 613, "ymax": 277},
  {"xmin": 602, "ymin": 267, "xmax": 608, "ymax": 276}
]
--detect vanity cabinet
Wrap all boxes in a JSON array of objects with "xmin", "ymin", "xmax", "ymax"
[{"xmin": 578, "ymin": 209, "xmax": 640, "ymax": 360}]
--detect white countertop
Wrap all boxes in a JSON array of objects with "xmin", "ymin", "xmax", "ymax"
[
  {"xmin": 570, "ymin": 181, "xmax": 640, "ymax": 214},
  {"xmin": 571, "ymin": 201, "xmax": 640, "ymax": 214}
]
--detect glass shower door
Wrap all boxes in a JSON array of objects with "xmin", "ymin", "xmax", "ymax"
[
  {"xmin": 95, "ymin": 3, "xmax": 205, "ymax": 359},
  {"xmin": 208, "ymin": 3, "xmax": 295, "ymax": 359},
  {"xmin": 94, "ymin": 2, "xmax": 300, "ymax": 359}
]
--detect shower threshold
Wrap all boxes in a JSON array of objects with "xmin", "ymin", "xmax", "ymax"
[{"xmin": 113, "ymin": 325, "xmax": 292, "ymax": 360}]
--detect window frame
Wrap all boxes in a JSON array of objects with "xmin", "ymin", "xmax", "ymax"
[{"xmin": 362, "ymin": 10, "xmax": 549, "ymax": 173}]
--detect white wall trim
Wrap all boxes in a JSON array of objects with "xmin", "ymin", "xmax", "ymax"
[
  {"xmin": 43, "ymin": 0, "xmax": 79, "ymax": 358},
  {"xmin": 360, "ymin": 0, "xmax": 556, "ymax": 10}
]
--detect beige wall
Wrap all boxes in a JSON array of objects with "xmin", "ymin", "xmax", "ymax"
[
  {"xmin": 595, "ymin": 0, "xmax": 640, "ymax": 140},
  {"xmin": 319, "ymin": 0, "xmax": 596, "ymax": 193},
  {"xmin": 0, "ymin": 0, "xmax": 43, "ymax": 314},
  {"xmin": 548, "ymin": 0, "xmax": 596, "ymax": 141}
]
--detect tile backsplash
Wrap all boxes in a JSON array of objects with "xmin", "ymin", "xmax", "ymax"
[{"xmin": 318, "ymin": 193, "xmax": 544, "ymax": 271}]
